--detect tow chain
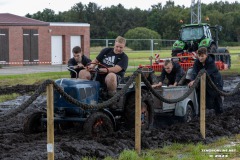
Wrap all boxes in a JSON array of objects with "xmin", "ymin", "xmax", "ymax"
[{"xmin": 0, "ymin": 69, "xmax": 239, "ymax": 122}]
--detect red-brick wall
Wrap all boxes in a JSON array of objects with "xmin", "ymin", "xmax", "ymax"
[
  {"xmin": 0, "ymin": 25, "xmax": 90, "ymax": 65},
  {"xmin": 49, "ymin": 26, "xmax": 90, "ymax": 64}
]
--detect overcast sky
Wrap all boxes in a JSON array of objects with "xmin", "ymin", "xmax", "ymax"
[{"xmin": 0, "ymin": 0, "xmax": 238, "ymax": 16}]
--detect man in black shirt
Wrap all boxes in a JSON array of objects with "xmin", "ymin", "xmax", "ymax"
[
  {"xmin": 152, "ymin": 59, "xmax": 185, "ymax": 88},
  {"xmin": 67, "ymin": 46, "xmax": 91, "ymax": 79},
  {"xmin": 87, "ymin": 36, "xmax": 128, "ymax": 97}
]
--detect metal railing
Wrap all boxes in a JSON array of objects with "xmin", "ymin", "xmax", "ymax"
[{"xmin": 90, "ymin": 39, "xmax": 175, "ymax": 56}]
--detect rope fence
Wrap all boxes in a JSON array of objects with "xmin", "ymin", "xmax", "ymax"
[{"xmin": 0, "ymin": 68, "xmax": 239, "ymax": 158}]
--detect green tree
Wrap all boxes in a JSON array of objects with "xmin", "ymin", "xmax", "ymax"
[
  {"xmin": 124, "ymin": 27, "xmax": 160, "ymax": 50},
  {"xmin": 25, "ymin": 1, "xmax": 240, "ymax": 43},
  {"xmin": 26, "ymin": 9, "xmax": 59, "ymax": 22}
]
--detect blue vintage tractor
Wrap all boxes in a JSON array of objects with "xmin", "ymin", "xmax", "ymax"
[{"xmin": 23, "ymin": 65, "xmax": 154, "ymax": 136}]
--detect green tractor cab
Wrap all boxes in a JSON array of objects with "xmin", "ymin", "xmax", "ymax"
[{"xmin": 172, "ymin": 23, "xmax": 220, "ymax": 56}]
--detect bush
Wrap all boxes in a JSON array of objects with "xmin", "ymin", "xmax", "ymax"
[{"xmin": 124, "ymin": 27, "xmax": 161, "ymax": 50}]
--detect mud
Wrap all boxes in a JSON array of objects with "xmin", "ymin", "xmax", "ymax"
[
  {"xmin": 0, "ymin": 84, "xmax": 39, "ymax": 96},
  {"xmin": 0, "ymin": 76, "xmax": 239, "ymax": 159}
]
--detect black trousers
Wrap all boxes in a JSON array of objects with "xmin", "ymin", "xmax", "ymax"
[{"xmin": 196, "ymin": 83, "xmax": 223, "ymax": 114}]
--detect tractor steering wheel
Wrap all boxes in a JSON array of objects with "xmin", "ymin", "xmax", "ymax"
[{"xmin": 87, "ymin": 62, "xmax": 109, "ymax": 75}]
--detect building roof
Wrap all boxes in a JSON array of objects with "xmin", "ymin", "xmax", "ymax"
[
  {"xmin": 0, "ymin": 13, "xmax": 49, "ymax": 26},
  {"xmin": 50, "ymin": 22, "xmax": 90, "ymax": 27}
]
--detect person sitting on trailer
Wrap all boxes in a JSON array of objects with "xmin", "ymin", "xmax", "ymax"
[
  {"xmin": 188, "ymin": 47, "xmax": 224, "ymax": 115},
  {"xmin": 152, "ymin": 59, "xmax": 185, "ymax": 88},
  {"xmin": 67, "ymin": 46, "xmax": 92, "ymax": 79}
]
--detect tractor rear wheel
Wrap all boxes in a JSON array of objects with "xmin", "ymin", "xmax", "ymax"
[
  {"xmin": 125, "ymin": 91, "xmax": 153, "ymax": 130},
  {"xmin": 83, "ymin": 112, "xmax": 113, "ymax": 137},
  {"xmin": 23, "ymin": 112, "xmax": 47, "ymax": 134}
]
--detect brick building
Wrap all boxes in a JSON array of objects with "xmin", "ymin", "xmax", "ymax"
[{"xmin": 0, "ymin": 13, "xmax": 90, "ymax": 65}]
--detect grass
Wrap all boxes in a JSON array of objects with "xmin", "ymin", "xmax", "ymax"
[
  {"xmin": 0, "ymin": 71, "xmax": 69, "ymax": 86},
  {"xmin": 0, "ymin": 46, "xmax": 238, "ymax": 88},
  {"xmin": 90, "ymin": 47, "xmax": 240, "ymax": 74},
  {"xmin": 0, "ymin": 46, "xmax": 239, "ymax": 96},
  {"xmin": 0, "ymin": 47, "xmax": 239, "ymax": 159},
  {"xmin": 0, "ymin": 72, "xmax": 70, "ymax": 102},
  {"xmin": 0, "ymin": 93, "xmax": 20, "ymax": 102},
  {"xmin": 101, "ymin": 134, "xmax": 240, "ymax": 160}
]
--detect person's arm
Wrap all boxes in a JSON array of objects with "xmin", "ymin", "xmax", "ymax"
[
  {"xmin": 152, "ymin": 70, "xmax": 165, "ymax": 88},
  {"xmin": 174, "ymin": 64, "xmax": 184, "ymax": 85},
  {"xmin": 68, "ymin": 58, "xmax": 78, "ymax": 70},
  {"xmin": 87, "ymin": 59, "xmax": 98, "ymax": 70},
  {"xmin": 188, "ymin": 80, "xmax": 195, "ymax": 87},
  {"xmin": 172, "ymin": 82, "xmax": 178, "ymax": 86},
  {"xmin": 188, "ymin": 61, "xmax": 198, "ymax": 87},
  {"xmin": 152, "ymin": 82, "xmax": 162, "ymax": 88},
  {"xmin": 88, "ymin": 48, "xmax": 108, "ymax": 71},
  {"xmin": 99, "ymin": 53, "xmax": 129, "ymax": 73},
  {"xmin": 99, "ymin": 65, "xmax": 122, "ymax": 73},
  {"xmin": 82, "ymin": 55, "xmax": 92, "ymax": 67},
  {"xmin": 159, "ymin": 69, "xmax": 166, "ymax": 83}
]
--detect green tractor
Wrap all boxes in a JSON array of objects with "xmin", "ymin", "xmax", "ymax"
[{"xmin": 172, "ymin": 23, "xmax": 231, "ymax": 68}]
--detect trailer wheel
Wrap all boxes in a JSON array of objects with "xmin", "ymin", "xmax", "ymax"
[
  {"xmin": 23, "ymin": 112, "xmax": 47, "ymax": 134},
  {"xmin": 180, "ymin": 104, "xmax": 193, "ymax": 123},
  {"xmin": 83, "ymin": 112, "xmax": 113, "ymax": 137},
  {"xmin": 125, "ymin": 92, "xmax": 153, "ymax": 130}
]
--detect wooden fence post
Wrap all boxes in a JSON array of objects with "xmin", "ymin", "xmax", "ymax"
[
  {"xmin": 135, "ymin": 73, "xmax": 141, "ymax": 154},
  {"xmin": 47, "ymin": 84, "xmax": 54, "ymax": 160},
  {"xmin": 200, "ymin": 73, "xmax": 206, "ymax": 139}
]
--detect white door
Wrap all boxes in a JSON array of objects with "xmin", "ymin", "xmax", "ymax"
[
  {"xmin": 51, "ymin": 36, "xmax": 62, "ymax": 65},
  {"xmin": 70, "ymin": 36, "xmax": 81, "ymax": 58}
]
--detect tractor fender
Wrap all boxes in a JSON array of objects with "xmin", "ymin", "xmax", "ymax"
[
  {"xmin": 199, "ymin": 38, "xmax": 211, "ymax": 48},
  {"xmin": 102, "ymin": 109, "xmax": 116, "ymax": 130},
  {"xmin": 124, "ymin": 85, "xmax": 149, "ymax": 104},
  {"xmin": 125, "ymin": 84, "xmax": 152, "ymax": 95},
  {"xmin": 174, "ymin": 98, "xmax": 192, "ymax": 116}
]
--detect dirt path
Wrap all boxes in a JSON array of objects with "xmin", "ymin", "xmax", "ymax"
[{"xmin": 0, "ymin": 76, "xmax": 239, "ymax": 159}]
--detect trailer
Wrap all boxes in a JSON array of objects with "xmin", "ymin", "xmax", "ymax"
[{"xmin": 152, "ymin": 85, "xmax": 199, "ymax": 123}]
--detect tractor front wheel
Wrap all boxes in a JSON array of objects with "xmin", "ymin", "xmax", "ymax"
[
  {"xmin": 83, "ymin": 112, "xmax": 113, "ymax": 137},
  {"xmin": 23, "ymin": 112, "xmax": 47, "ymax": 134}
]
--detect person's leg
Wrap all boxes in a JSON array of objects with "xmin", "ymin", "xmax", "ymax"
[
  {"xmin": 105, "ymin": 73, "xmax": 118, "ymax": 96},
  {"xmin": 70, "ymin": 71, "xmax": 76, "ymax": 78},
  {"xmin": 79, "ymin": 70, "xmax": 91, "ymax": 80},
  {"xmin": 214, "ymin": 95, "xmax": 224, "ymax": 114},
  {"xmin": 69, "ymin": 70, "xmax": 79, "ymax": 78}
]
